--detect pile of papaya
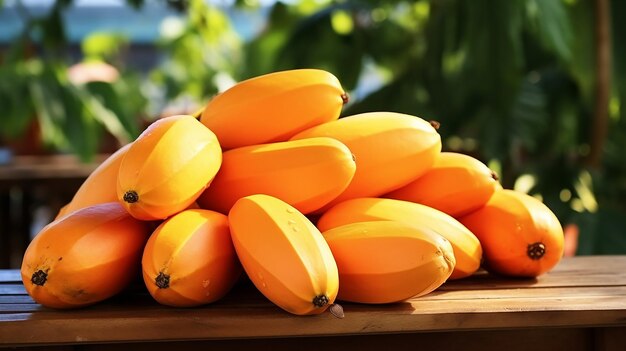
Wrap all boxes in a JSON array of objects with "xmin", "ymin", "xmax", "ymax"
[{"xmin": 20, "ymin": 69, "xmax": 564, "ymax": 315}]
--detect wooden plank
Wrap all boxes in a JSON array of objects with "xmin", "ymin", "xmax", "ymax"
[
  {"xmin": 0, "ymin": 295, "xmax": 34, "ymax": 304},
  {"xmin": 0, "ymin": 270, "xmax": 20, "ymax": 283},
  {"xmin": 1, "ymin": 256, "xmax": 626, "ymax": 347},
  {"xmin": 1, "ymin": 292, "xmax": 626, "ymax": 344},
  {"xmin": 595, "ymin": 326, "xmax": 626, "ymax": 351},
  {"xmin": 0, "ymin": 284, "xmax": 27, "ymax": 295},
  {"xmin": 441, "ymin": 256, "xmax": 626, "ymax": 290},
  {"xmin": 1, "ymin": 308, "xmax": 624, "ymax": 346},
  {"xmin": 77, "ymin": 328, "xmax": 593, "ymax": 351}
]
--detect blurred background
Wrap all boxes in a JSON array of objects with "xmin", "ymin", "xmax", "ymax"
[{"xmin": 0, "ymin": 0, "xmax": 624, "ymax": 268}]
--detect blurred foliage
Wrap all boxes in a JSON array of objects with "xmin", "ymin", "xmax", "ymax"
[
  {"xmin": 0, "ymin": 0, "xmax": 145, "ymax": 160},
  {"xmin": 1, "ymin": 0, "xmax": 625, "ymax": 253}
]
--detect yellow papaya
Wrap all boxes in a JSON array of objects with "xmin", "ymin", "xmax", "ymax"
[
  {"xmin": 58, "ymin": 143, "xmax": 132, "ymax": 218},
  {"xmin": 317, "ymin": 197, "xmax": 481, "ymax": 280},
  {"xmin": 117, "ymin": 115, "xmax": 222, "ymax": 220},
  {"xmin": 459, "ymin": 189, "xmax": 564, "ymax": 277},
  {"xmin": 21, "ymin": 202, "xmax": 151, "ymax": 309},
  {"xmin": 197, "ymin": 137, "xmax": 356, "ymax": 214},
  {"xmin": 200, "ymin": 69, "xmax": 347, "ymax": 149},
  {"xmin": 290, "ymin": 112, "xmax": 441, "ymax": 211},
  {"xmin": 323, "ymin": 221, "xmax": 455, "ymax": 304},
  {"xmin": 386, "ymin": 152, "xmax": 499, "ymax": 217},
  {"xmin": 229, "ymin": 194, "xmax": 338, "ymax": 315},
  {"xmin": 142, "ymin": 209, "xmax": 241, "ymax": 307}
]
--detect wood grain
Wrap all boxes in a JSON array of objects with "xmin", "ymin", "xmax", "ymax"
[{"xmin": 0, "ymin": 256, "xmax": 625, "ymax": 348}]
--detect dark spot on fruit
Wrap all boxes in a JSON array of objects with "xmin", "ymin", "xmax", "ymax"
[
  {"xmin": 527, "ymin": 242, "xmax": 546, "ymax": 260},
  {"xmin": 341, "ymin": 93, "xmax": 349, "ymax": 105},
  {"xmin": 312, "ymin": 294, "xmax": 329, "ymax": 308},
  {"xmin": 31, "ymin": 270, "xmax": 48, "ymax": 286},
  {"xmin": 429, "ymin": 120, "xmax": 441, "ymax": 130},
  {"xmin": 491, "ymin": 171, "xmax": 499, "ymax": 181},
  {"xmin": 156, "ymin": 272, "xmax": 170, "ymax": 289},
  {"xmin": 123, "ymin": 190, "xmax": 139, "ymax": 204}
]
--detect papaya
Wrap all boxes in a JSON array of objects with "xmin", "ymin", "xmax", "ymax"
[
  {"xmin": 197, "ymin": 137, "xmax": 356, "ymax": 214},
  {"xmin": 385, "ymin": 152, "xmax": 499, "ymax": 218},
  {"xmin": 200, "ymin": 69, "xmax": 347, "ymax": 149},
  {"xmin": 58, "ymin": 143, "xmax": 132, "ymax": 219},
  {"xmin": 117, "ymin": 115, "xmax": 222, "ymax": 220},
  {"xmin": 141, "ymin": 209, "xmax": 241, "ymax": 307},
  {"xmin": 20, "ymin": 202, "xmax": 150, "ymax": 309},
  {"xmin": 458, "ymin": 189, "xmax": 564, "ymax": 277},
  {"xmin": 290, "ymin": 112, "xmax": 441, "ymax": 211},
  {"xmin": 317, "ymin": 197, "xmax": 481, "ymax": 280},
  {"xmin": 323, "ymin": 221, "xmax": 455, "ymax": 304},
  {"xmin": 228, "ymin": 194, "xmax": 338, "ymax": 315}
]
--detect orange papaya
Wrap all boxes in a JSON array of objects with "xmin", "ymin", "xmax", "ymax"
[
  {"xmin": 229, "ymin": 194, "xmax": 338, "ymax": 315},
  {"xmin": 323, "ymin": 221, "xmax": 455, "ymax": 304},
  {"xmin": 200, "ymin": 69, "xmax": 347, "ymax": 149},
  {"xmin": 141, "ymin": 209, "xmax": 241, "ymax": 307},
  {"xmin": 459, "ymin": 189, "xmax": 564, "ymax": 277},
  {"xmin": 386, "ymin": 152, "xmax": 499, "ymax": 217},
  {"xmin": 290, "ymin": 112, "xmax": 441, "ymax": 211},
  {"xmin": 197, "ymin": 137, "xmax": 356, "ymax": 214},
  {"xmin": 20, "ymin": 202, "xmax": 151, "ymax": 309},
  {"xmin": 58, "ymin": 143, "xmax": 132, "ymax": 218},
  {"xmin": 317, "ymin": 197, "xmax": 481, "ymax": 280},
  {"xmin": 117, "ymin": 115, "xmax": 222, "ymax": 220}
]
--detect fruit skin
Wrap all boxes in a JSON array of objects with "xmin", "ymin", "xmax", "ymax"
[
  {"xmin": 142, "ymin": 209, "xmax": 241, "ymax": 307},
  {"xmin": 385, "ymin": 152, "xmax": 499, "ymax": 218},
  {"xmin": 458, "ymin": 189, "xmax": 564, "ymax": 277},
  {"xmin": 20, "ymin": 202, "xmax": 151, "ymax": 309},
  {"xmin": 322, "ymin": 221, "xmax": 455, "ymax": 304},
  {"xmin": 290, "ymin": 112, "xmax": 441, "ymax": 211},
  {"xmin": 57, "ymin": 143, "xmax": 132, "ymax": 219},
  {"xmin": 117, "ymin": 115, "xmax": 222, "ymax": 220},
  {"xmin": 200, "ymin": 69, "xmax": 346, "ymax": 149},
  {"xmin": 317, "ymin": 197, "xmax": 481, "ymax": 280},
  {"xmin": 197, "ymin": 137, "xmax": 356, "ymax": 215},
  {"xmin": 228, "ymin": 194, "xmax": 339, "ymax": 315}
]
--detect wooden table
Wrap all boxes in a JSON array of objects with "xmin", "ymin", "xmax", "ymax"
[{"xmin": 1, "ymin": 256, "xmax": 625, "ymax": 351}]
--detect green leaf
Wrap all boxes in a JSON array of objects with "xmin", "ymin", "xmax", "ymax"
[
  {"xmin": 28, "ymin": 78, "xmax": 67, "ymax": 149},
  {"xmin": 72, "ymin": 84, "xmax": 132, "ymax": 146},
  {"xmin": 524, "ymin": 0, "xmax": 573, "ymax": 62}
]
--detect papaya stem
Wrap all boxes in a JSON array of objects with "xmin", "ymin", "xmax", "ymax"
[
  {"xmin": 527, "ymin": 242, "xmax": 546, "ymax": 260},
  {"xmin": 341, "ymin": 93, "xmax": 349, "ymax": 105},
  {"xmin": 429, "ymin": 120, "xmax": 441, "ymax": 130},
  {"xmin": 31, "ymin": 270, "xmax": 47, "ymax": 286},
  {"xmin": 123, "ymin": 190, "xmax": 139, "ymax": 204},
  {"xmin": 312, "ymin": 294, "xmax": 329, "ymax": 308},
  {"xmin": 156, "ymin": 272, "xmax": 170, "ymax": 289}
]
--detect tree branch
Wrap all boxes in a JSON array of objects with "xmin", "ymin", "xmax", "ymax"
[{"xmin": 586, "ymin": 0, "xmax": 611, "ymax": 169}]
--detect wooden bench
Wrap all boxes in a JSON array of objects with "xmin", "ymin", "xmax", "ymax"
[{"xmin": 1, "ymin": 255, "xmax": 625, "ymax": 350}]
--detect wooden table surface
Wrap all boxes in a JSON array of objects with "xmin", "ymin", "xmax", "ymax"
[{"xmin": 1, "ymin": 256, "xmax": 626, "ymax": 351}]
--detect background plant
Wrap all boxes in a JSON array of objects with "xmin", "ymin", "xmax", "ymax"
[{"xmin": 0, "ymin": 0, "xmax": 624, "ymax": 254}]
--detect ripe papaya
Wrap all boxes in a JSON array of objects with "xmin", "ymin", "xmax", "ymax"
[
  {"xmin": 197, "ymin": 137, "xmax": 356, "ymax": 214},
  {"xmin": 200, "ymin": 69, "xmax": 347, "ymax": 149},
  {"xmin": 386, "ymin": 152, "xmax": 499, "ymax": 218},
  {"xmin": 317, "ymin": 197, "xmax": 481, "ymax": 280},
  {"xmin": 323, "ymin": 221, "xmax": 455, "ymax": 304},
  {"xmin": 459, "ymin": 189, "xmax": 564, "ymax": 277},
  {"xmin": 117, "ymin": 115, "xmax": 222, "ymax": 220},
  {"xmin": 21, "ymin": 202, "xmax": 151, "ymax": 309},
  {"xmin": 142, "ymin": 209, "xmax": 241, "ymax": 307},
  {"xmin": 229, "ymin": 194, "xmax": 339, "ymax": 315},
  {"xmin": 290, "ymin": 112, "xmax": 441, "ymax": 211},
  {"xmin": 58, "ymin": 143, "xmax": 132, "ymax": 218}
]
